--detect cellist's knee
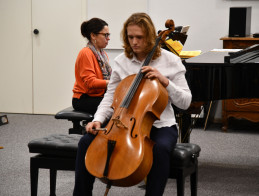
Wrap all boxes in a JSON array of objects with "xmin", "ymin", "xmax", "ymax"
[{"xmin": 150, "ymin": 125, "xmax": 178, "ymax": 154}]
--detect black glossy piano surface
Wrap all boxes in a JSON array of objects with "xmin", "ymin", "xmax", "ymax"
[{"xmin": 183, "ymin": 51, "xmax": 259, "ymax": 102}]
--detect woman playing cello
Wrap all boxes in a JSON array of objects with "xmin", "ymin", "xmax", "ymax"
[{"xmin": 74, "ymin": 13, "xmax": 192, "ymax": 196}]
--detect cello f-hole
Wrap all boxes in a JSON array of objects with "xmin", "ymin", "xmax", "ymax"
[
  {"xmin": 105, "ymin": 121, "xmax": 115, "ymax": 135},
  {"xmin": 130, "ymin": 117, "xmax": 137, "ymax": 138}
]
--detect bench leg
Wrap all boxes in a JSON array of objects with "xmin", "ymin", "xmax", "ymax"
[
  {"xmin": 69, "ymin": 120, "xmax": 83, "ymax": 134},
  {"xmin": 176, "ymin": 174, "xmax": 185, "ymax": 196},
  {"xmin": 190, "ymin": 167, "xmax": 198, "ymax": 196},
  {"xmin": 30, "ymin": 158, "xmax": 39, "ymax": 196},
  {"xmin": 50, "ymin": 169, "xmax": 57, "ymax": 196}
]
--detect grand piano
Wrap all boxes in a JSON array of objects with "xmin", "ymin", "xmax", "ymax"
[{"xmin": 179, "ymin": 44, "xmax": 259, "ymax": 142}]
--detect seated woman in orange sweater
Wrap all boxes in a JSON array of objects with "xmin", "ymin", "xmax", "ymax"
[{"xmin": 72, "ymin": 18, "xmax": 112, "ymax": 114}]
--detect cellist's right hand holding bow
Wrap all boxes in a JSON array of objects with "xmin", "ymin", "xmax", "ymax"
[{"xmin": 85, "ymin": 121, "xmax": 102, "ymax": 135}]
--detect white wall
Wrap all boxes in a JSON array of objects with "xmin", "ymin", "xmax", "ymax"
[
  {"xmin": 107, "ymin": 0, "xmax": 259, "ymax": 58},
  {"xmin": 107, "ymin": 0, "xmax": 259, "ymax": 66},
  {"xmin": 149, "ymin": 0, "xmax": 259, "ymax": 52},
  {"xmin": 149, "ymin": 0, "xmax": 259, "ymax": 120},
  {"xmin": 1, "ymin": 0, "xmax": 259, "ymax": 117},
  {"xmin": 0, "ymin": 0, "xmax": 33, "ymax": 113},
  {"xmin": 87, "ymin": 0, "xmax": 148, "ymax": 49},
  {"xmin": 106, "ymin": 0, "xmax": 259, "ymax": 121}
]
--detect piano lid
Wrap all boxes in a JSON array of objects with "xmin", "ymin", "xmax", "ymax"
[
  {"xmin": 184, "ymin": 51, "xmax": 227, "ymax": 65},
  {"xmin": 224, "ymin": 44, "xmax": 259, "ymax": 64}
]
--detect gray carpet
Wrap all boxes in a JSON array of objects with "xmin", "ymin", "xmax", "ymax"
[{"xmin": 0, "ymin": 113, "xmax": 258, "ymax": 196}]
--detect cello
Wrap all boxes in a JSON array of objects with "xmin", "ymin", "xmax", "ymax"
[{"xmin": 85, "ymin": 19, "xmax": 175, "ymax": 194}]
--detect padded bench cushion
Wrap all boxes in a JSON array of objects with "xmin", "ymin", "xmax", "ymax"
[
  {"xmin": 28, "ymin": 134, "xmax": 82, "ymax": 158},
  {"xmin": 28, "ymin": 134, "xmax": 200, "ymax": 167},
  {"xmin": 55, "ymin": 106, "xmax": 93, "ymax": 121},
  {"xmin": 171, "ymin": 143, "xmax": 201, "ymax": 168}
]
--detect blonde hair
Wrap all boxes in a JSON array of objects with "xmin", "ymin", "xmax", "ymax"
[{"xmin": 121, "ymin": 13, "xmax": 161, "ymax": 60}]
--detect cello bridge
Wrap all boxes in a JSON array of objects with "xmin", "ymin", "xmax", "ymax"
[{"xmin": 112, "ymin": 118, "xmax": 128, "ymax": 129}]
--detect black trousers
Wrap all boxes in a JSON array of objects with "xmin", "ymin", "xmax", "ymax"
[
  {"xmin": 72, "ymin": 94, "xmax": 103, "ymax": 114},
  {"xmin": 73, "ymin": 125, "xmax": 178, "ymax": 196}
]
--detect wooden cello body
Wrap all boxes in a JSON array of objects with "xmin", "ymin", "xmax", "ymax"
[
  {"xmin": 85, "ymin": 74, "xmax": 168, "ymax": 187},
  {"xmin": 85, "ymin": 19, "xmax": 175, "ymax": 188}
]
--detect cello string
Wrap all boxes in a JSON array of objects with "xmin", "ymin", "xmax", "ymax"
[
  {"xmin": 120, "ymin": 36, "xmax": 162, "ymax": 108},
  {"xmin": 120, "ymin": 71, "xmax": 143, "ymax": 108},
  {"xmin": 142, "ymin": 36, "xmax": 161, "ymax": 68}
]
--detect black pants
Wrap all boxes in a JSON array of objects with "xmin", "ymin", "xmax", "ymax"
[
  {"xmin": 73, "ymin": 125, "xmax": 178, "ymax": 196},
  {"xmin": 72, "ymin": 94, "xmax": 103, "ymax": 114}
]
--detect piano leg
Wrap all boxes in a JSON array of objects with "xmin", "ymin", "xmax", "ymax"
[
  {"xmin": 221, "ymin": 100, "xmax": 228, "ymax": 132},
  {"xmin": 176, "ymin": 102, "xmax": 204, "ymax": 143},
  {"xmin": 204, "ymin": 101, "xmax": 213, "ymax": 131}
]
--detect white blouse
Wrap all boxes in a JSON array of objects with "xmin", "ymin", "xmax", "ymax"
[{"xmin": 93, "ymin": 49, "xmax": 192, "ymax": 128}]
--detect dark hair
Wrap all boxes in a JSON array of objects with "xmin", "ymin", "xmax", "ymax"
[{"xmin": 81, "ymin": 18, "xmax": 108, "ymax": 40}]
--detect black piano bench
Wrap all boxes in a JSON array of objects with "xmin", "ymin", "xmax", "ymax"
[
  {"xmin": 55, "ymin": 106, "xmax": 93, "ymax": 135},
  {"xmin": 28, "ymin": 134, "xmax": 200, "ymax": 196},
  {"xmin": 170, "ymin": 143, "xmax": 201, "ymax": 196},
  {"xmin": 28, "ymin": 134, "xmax": 81, "ymax": 196}
]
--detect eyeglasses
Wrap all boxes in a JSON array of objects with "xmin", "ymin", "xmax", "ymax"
[{"xmin": 97, "ymin": 33, "xmax": 110, "ymax": 38}]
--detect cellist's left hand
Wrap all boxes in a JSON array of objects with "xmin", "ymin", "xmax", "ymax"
[{"xmin": 141, "ymin": 66, "xmax": 169, "ymax": 87}]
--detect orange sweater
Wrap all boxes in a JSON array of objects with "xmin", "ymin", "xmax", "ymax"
[{"xmin": 72, "ymin": 47, "xmax": 108, "ymax": 99}]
